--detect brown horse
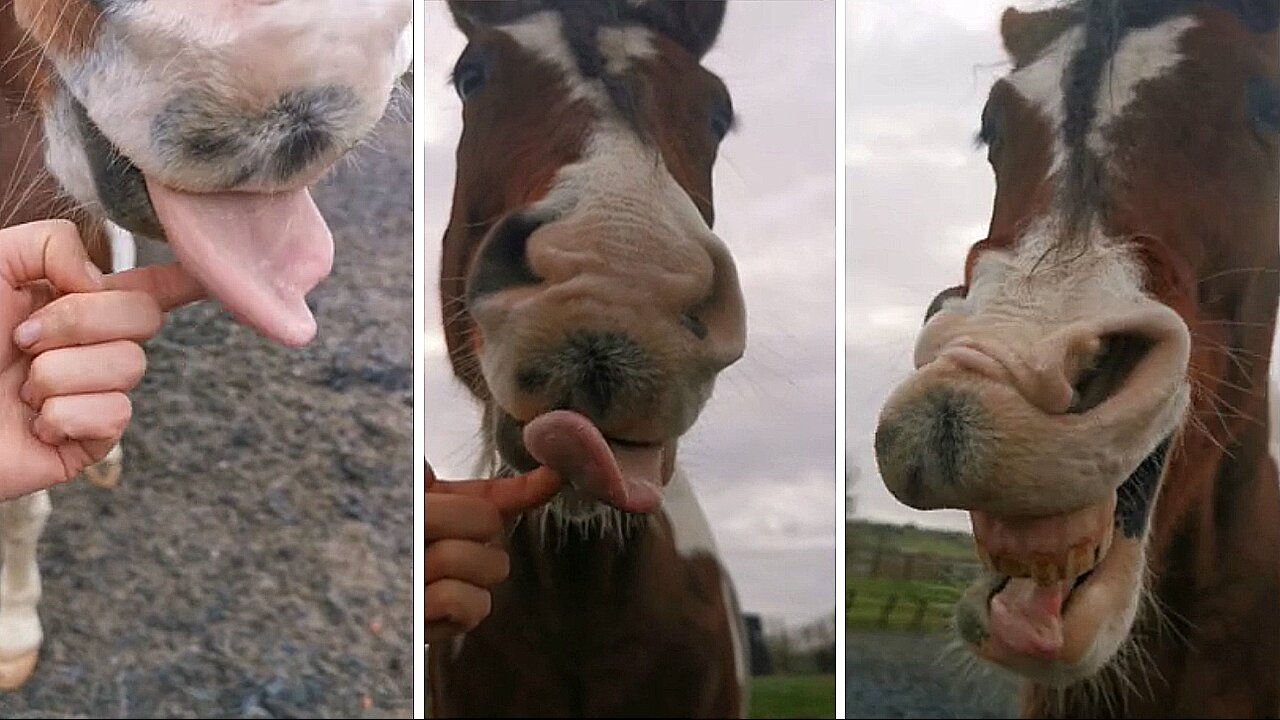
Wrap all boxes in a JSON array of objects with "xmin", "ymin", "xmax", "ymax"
[
  {"xmin": 0, "ymin": 0, "xmax": 410, "ymax": 690},
  {"xmin": 874, "ymin": 0, "xmax": 1280, "ymax": 716},
  {"xmin": 427, "ymin": 0, "xmax": 750, "ymax": 716}
]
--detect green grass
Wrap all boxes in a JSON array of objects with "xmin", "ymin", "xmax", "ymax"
[
  {"xmin": 847, "ymin": 574, "xmax": 967, "ymax": 633},
  {"xmin": 749, "ymin": 674, "xmax": 836, "ymax": 719},
  {"xmin": 847, "ymin": 519, "xmax": 976, "ymax": 561}
]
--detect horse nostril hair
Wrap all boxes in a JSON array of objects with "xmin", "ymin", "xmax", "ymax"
[
  {"xmin": 680, "ymin": 313, "xmax": 708, "ymax": 340},
  {"xmin": 1067, "ymin": 333, "xmax": 1154, "ymax": 414},
  {"xmin": 525, "ymin": 331, "xmax": 657, "ymax": 421},
  {"xmin": 467, "ymin": 215, "xmax": 545, "ymax": 304}
]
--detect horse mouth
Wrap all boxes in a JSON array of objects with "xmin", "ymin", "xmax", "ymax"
[
  {"xmin": 956, "ymin": 439, "xmax": 1171, "ymax": 685},
  {"xmin": 496, "ymin": 409, "xmax": 668, "ymax": 515},
  {"xmin": 68, "ymin": 88, "xmax": 335, "ymax": 348}
]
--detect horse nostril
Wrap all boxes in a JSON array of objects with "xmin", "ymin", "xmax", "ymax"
[
  {"xmin": 467, "ymin": 215, "xmax": 544, "ymax": 304},
  {"xmin": 1067, "ymin": 333, "xmax": 1154, "ymax": 414},
  {"xmin": 680, "ymin": 313, "xmax": 708, "ymax": 340}
]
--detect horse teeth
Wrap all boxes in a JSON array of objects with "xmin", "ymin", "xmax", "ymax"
[{"xmin": 1031, "ymin": 558, "xmax": 1060, "ymax": 585}]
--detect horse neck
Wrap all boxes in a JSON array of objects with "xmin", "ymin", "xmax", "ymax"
[{"xmin": 505, "ymin": 464, "xmax": 719, "ymax": 603}]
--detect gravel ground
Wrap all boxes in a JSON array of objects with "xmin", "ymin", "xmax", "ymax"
[
  {"xmin": 0, "ymin": 88, "xmax": 414, "ymax": 718},
  {"xmin": 847, "ymin": 632, "xmax": 1019, "ymax": 719}
]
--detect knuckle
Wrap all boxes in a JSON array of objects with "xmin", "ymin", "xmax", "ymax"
[
  {"xmin": 45, "ymin": 296, "xmax": 84, "ymax": 339},
  {"xmin": 26, "ymin": 353, "xmax": 54, "ymax": 396}
]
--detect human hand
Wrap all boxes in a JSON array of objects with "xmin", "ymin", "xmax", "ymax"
[
  {"xmin": 425, "ymin": 460, "xmax": 560, "ymax": 643},
  {"xmin": 1, "ymin": 219, "xmax": 203, "ymax": 500}
]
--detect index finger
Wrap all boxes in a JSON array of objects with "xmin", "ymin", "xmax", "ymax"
[
  {"xmin": 428, "ymin": 467, "xmax": 562, "ymax": 516},
  {"xmin": 104, "ymin": 262, "xmax": 206, "ymax": 312}
]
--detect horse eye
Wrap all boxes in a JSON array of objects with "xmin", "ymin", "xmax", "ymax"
[
  {"xmin": 453, "ymin": 58, "xmax": 488, "ymax": 101},
  {"xmin": 710, "ymin": 101, "xmax": 734, "ymax": 141},
  {"xmin": 977, "ymin": 96, "xmax": 1001, "ymax": 160},
  {"xmin": 1247, "ymin": 77, "xmax": 1280, "ymax": 135},
  {"xmin": 925, "ymin": 285, "xmax": 967, "ymax": 324}
]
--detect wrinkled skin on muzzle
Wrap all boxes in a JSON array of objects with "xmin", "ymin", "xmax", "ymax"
[{"xmin": 874, "ymin": 224, "xmax": 1191, "ymax": 686}]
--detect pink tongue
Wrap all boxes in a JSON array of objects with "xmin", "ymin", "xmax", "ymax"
[
  {"xmin": 145, "ymin": 177, "xmax": 334, "ymax": 348},
  {"xmin": 989, "ymin": 578, "xmax": 1067, "ymax": 657},
  {"xmin": 522, "ymin": 410, "xmax": 664, "ymax": 513}
]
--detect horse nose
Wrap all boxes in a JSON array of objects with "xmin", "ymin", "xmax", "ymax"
[
  {"xmin": 874, "ymin": 305, "xmax": 1190, "ymax": 516},
  {"xmin": 874, "ymin": 388, "xmax": 994, "ymax": 511},
  {"xmin": 515, "ymin": 331, "xmax": 654, "ymax": 422},
  {"xmin": 467, "ymin": 212, "xmax": 746, "ymax": 372}
]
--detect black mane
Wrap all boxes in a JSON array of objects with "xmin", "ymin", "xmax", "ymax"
[{"xmin": 1057, "ymin": 0, "xmax": 1276, "ymax": 239}]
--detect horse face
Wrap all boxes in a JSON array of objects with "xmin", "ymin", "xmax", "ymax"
[
  {"xmin": 11, "ymin": 0, "xmax": 411, "ymax": 346},
  {"xmin": 875, "ymin": 2, "xmax": 1277, "ymax": 686},
  {"xmin": 441, "ymin": 0, "xmax": 745, "ymax": 520}
]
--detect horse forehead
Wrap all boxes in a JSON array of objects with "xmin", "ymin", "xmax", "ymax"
[
  {"xmin": 1007, "ymin": 14, "xmax": 1198, "ymax": 166},
  {"xmin": 497, "ymin": 11, "xmax": 657, "ymax": 106}
]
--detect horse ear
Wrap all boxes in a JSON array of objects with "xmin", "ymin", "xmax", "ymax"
[
  {"xmin": 1203, "ymin": 0, "xmax": 1280, "ymax": 33},
  {"xmin": 629, "ymin": 0, "xmax": 727, "ymax": 59},
  {"xmin": 999, "ymin": 6, "xmax": 1079, "ymax": 66}
]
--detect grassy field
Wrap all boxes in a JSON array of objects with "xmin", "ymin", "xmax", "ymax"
[
  {"xmin": 847, "ymin": 575, "xmax": 967, "ymax": 632},
  {"xmin": 847, "ymin": 520, "xmax": 977, "ymax": 633},
  {"xmin": 750, "ymin": 674, "xmax": 837, "ymax": 719},
  {"xmin": 847, "ymin": 519, "xmax": 976, "ymax": 560}
]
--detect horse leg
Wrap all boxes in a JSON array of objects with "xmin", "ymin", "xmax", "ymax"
[
  {"xmin": 82, "ymin": 221, "xmax": 135, "ymax": 490},
  {"xmin": 0, "ymin": 491, "xmax": 51, "ymax": 690}
]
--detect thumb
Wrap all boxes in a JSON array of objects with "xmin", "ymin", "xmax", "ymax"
[
  {"xmin": 0, "ymin": 219, "xmax": 104, "ymax": 294},
  {"xmin": 428, "ymin": 467, "xmax": 562, "ymax": 517},
  {"xmin": 104, "ymin": 262, "xmax": 206, "ymax": 311}
]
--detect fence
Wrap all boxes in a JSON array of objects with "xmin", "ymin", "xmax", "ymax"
[{"xmin": 846, "ymin": 543, "xmax": 983, "ymax": 632}]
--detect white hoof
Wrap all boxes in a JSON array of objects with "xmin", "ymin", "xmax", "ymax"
[
  {"xmin": 83, "ymin": 444, "xmax": 123, "ymax": 489},
  {"xmin": 0, "ymin": 648, "xmax": 38, "ymax": 691}
]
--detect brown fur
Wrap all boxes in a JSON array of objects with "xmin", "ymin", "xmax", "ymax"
[
  {"xmin": 970, "ymin": 5, "xmax": 1280, "ymax": 716},
  {"xmin": 428, "ymin": 516, "xmax": 743, "ymax": 717},
  {"xmin": 12, "ymin": 0, "xmax": 101, "ymax": 63},
  {"xmin": 0, "ymin": 2, "xmax": 109, "ymax": 269}
]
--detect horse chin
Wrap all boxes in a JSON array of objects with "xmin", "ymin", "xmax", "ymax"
[{"xmin": 952, "ymin": 441, "xmax": 1170, "ymax": 688}]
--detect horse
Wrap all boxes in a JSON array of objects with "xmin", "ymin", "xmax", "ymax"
[
  {"xmin": 426, "ymin": 1, "xmax": 751, "ymax": 716},
  {"xmin": 0, "ymin": 0, "xmax": 411, "ymax": 690},
  {"xmin": 873, "ymin": 0, "xmax": 1279, "ymax": 715}
]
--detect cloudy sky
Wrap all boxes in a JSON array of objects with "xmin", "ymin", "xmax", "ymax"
[
  {"xmin": 424, "ymin": 2, "xmax": 837, "ymax": 626},
  {"xmin": 846, "ymin": 0, "xmax": 1017, "ymax": 533}
]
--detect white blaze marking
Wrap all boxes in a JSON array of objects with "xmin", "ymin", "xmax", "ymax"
[
  {"xmin": 500, "ymin": 12, "xmax": 656, "ymax": 105},
  {"xmin": 1007, "ymin": 27, "xmax": 1083, "ymax": 176},
  {"xmin": 1007, "ymin": 14, "xmax": 1196, "ymax": 179},
  {"xmin": 598, "ymin": 26, "xmax": 655, "ymax": 75},
  {"xmin": 1088, "ymin": 16, "xmax": 1197, "ymax": 156}
]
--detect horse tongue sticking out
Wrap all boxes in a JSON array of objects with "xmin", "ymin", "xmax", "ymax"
[
  {"xmin": 523, "ymin": 410, "xmax": 665, "ymax": 514},
  {"xmin": 145, "ymin": 178, "xmax": 335, "ymax": 349}
]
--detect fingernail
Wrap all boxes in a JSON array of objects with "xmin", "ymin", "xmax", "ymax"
[
  {"xmin": 13, "ymin": 320, "xmax": 40, "ymax": 348},
  {"xmin": 84, "ymin": 260, "xmax": 105, "ymax": 288}
]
